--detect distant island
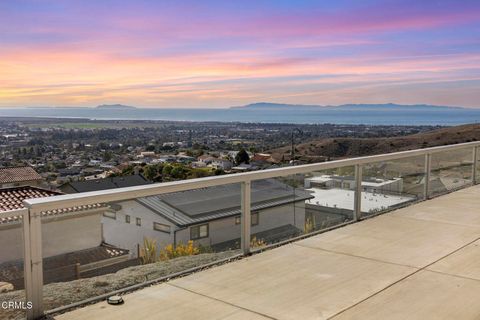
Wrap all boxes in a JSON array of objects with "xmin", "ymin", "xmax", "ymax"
[
  {"xmin": 231, "ymin": 102, "xmax": 464, "ymax": 110},
  {"xmin": 2, "ymin": 101, "xmax": 477, "ymax": 125},
  {"xmin": 96, "ymin": 104, "xmax": 136, "ymax": 110}
]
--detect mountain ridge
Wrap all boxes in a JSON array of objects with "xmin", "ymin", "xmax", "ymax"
[
  {"xmin": 231, "ymin": 102, "xmax": 464, "ymax": 110},
  {"xmin": 95, "ymin": 104, "xmax": 136, "ymax": 110}
]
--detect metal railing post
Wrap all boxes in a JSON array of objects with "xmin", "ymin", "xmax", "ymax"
[
  {"xmin": 472, "ymin": 146, "xmax": 478, "ymax": 185},
  {"xmin": 241, "ymin": 181, "xmax": 251, "ymax": 254},
  {"xmin": 424, "ymin": 154, "xmax": 432, "ymax": 200},
  {"xmin": 21, "ymin": 209, "xmax": 34, "ymax": 320},
  {"xmin": 24, "ymin": 208, "xmax": 44, "ymax": 319},
  {"xmin": 354, "ymin": 165, "xmax": 362, "ymax": 221}
]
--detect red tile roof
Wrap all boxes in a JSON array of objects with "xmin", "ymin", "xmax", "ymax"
[
  {"xmin": 0, "ymin": 186, "xmax": 58, "ymax": 212},
  {"xmin": 252, "ymin": 154, "xmax": 271, "ymax": 161},
  {"xmin": 0, "ymin": 167, "xmax": 43, "ymax": 184},
  {"xmin": 0, "ymin": 186, "xmax": 106, "ymax": 224}
]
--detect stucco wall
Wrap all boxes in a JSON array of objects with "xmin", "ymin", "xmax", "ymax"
[
  {"xmin": 102, "ymin": 200, "xmax": 176, "ymax": 258},
  {"xmin": 0, "ymin": 180, "xmax": 43, "ymax": 189},
  {"xmin": 176, "ymin": 201, "xmax": 306, "ymax": 247},
  {"xmin": 0, "ymin": 212, "xmax": 102, "ymax": 264}
]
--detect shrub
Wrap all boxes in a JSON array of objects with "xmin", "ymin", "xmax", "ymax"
[
  {"xmin": 250, "ymin": 236, "xmax": 266, "ymax": 248},
  {"xmin": 140, "ymin": 237, "xmax": 158, "ymax": 264},
  {"xmin": 159, "ymin": 241, "xmax": 200, "ymax": 261},
  {"xmin": 304, "ymin": 215, "xmax": 316, "ymax": 233}
]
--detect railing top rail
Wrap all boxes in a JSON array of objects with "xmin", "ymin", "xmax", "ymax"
[
  {"xmin": 23, "ymin": 141, "xmax": 480, "ymax": 212},
  {"xmin": 0, "ymin": 208, "xmax": 28, "ymax": 220}
]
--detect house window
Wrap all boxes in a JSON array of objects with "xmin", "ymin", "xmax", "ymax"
[
  {"xmin": 136, "ymin": 217, "xmax": 141, "ymax": 226},
  {"xmin": 103, "ymin": 210, "xmax": 116, "ymax": 219},
  {"xmin": 235, "ymin": 214, "xmax": 258, "ymax": 226},
  {"xmin": 125, "ymin": 215, "xmax": 130, "ymax": 223},
  {"xmin": 154, "ymin": 222, "xmax": 171, "ymax": 233},
  {"xmin": 190, "ymin": 224, "xmax": 209, "ymax": 240},
  {"xmin": 251, "ymin": 212, "xmax": 259, "ymax": 226}
]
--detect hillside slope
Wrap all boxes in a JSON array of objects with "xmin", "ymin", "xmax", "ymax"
[{"xmin": 270, "ymin": 124, "xmax": 480, "ymax": 163}]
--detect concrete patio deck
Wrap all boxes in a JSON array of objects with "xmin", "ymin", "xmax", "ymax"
[{"xmin": 56, "ymin": 185, "xmax": 480, "ymax": 320}]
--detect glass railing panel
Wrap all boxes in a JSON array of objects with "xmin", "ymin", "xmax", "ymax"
[
  {"xmin": 361, "ymin": 156, "xmax": 425, "ymax": 217},
  {"xmin": 0, "ymin": 212, "xmax": 27, "ymax": 320},
  {"xmin": 429, "ymin": 148, "xmax": 473, "ymax": 197},
  {"xmin": 41, "ymin": 183, "xmax": 241, "ymax": 312},
  {"xmin": 476, "ymin": 147, "xmax": 480, "ymax": 184},
  {"xmin": 248, "ymin": 175, "xmax": 308, "ymax": 251},
  {"xmin": 250, "ymin": 167, "xmax": 355, "ymax": 252},
  {"xmin": 303, "ymin": 166, "xmax": 356, "ymax": 230}
]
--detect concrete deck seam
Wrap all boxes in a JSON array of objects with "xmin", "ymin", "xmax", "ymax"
[
  {"xmin": 424, "ymin": 268, "xmax": 480, "ymax": 283},
  {"xmin": 293, "ymin": 242, "xmax": 419, "ymax": 269},
  {"xmin": 326, "ymin": 234, "xmax": 480, "ymax": 320},
  {"xmin": 385, "ymin": 213, "xmax": 480, "ymax": 229},
  {"xmin": 166, "ymin": 282, "xmax": 279, "ymax": 320}
]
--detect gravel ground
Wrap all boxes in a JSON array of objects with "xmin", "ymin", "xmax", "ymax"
[{"xmin": 0, "ymin": 251, "xmax": 239, "ymax": 320}]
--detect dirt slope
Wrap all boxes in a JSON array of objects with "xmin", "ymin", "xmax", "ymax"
[{"xmin": 270, "ymin": 124, "xmax": 480, "ymax": 162}]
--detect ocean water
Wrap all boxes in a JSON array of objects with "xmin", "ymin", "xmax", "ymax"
[{"xmin": 0, "ymin": 107, "xmax": 479, "ymax": 125}]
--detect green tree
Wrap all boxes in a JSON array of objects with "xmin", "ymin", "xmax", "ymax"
[
  {"xmin": 162, "ymin": 164, "xmax": 173, "ymax": 176},
  {"xmin": 146, "ymin": 145, "xmax": 156, "ymax": 152},
  {"xmin": 235, "ymin": 148, "xmax": 249, "ymax": 165},
  {"xmin": 214, "ymin": 168, "xmax": 225, "ymax": 175},
  {"xmin": 170, "ymin": 166, "xmax": 186, "ymax": 179},
  {"xmin": 143, "ymin": 165, "xmax": 158, "ymax": 181},
  {"xmin": 103, "ymin": 151, "xmax": 112, "ymax": 162}
]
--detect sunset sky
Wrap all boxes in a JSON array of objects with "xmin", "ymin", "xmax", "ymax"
[{"xmin": 1, "ymin": 0, "xmax": 479, "ymax": 108}]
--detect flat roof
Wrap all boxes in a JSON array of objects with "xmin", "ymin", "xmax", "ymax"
[
  {"xmin": 306, "ymin": 175, "xmax": 401, "ymax": 187},
  {"xmin": 306, "ymin": 188, "xmax": 415, "ymax": 213}
]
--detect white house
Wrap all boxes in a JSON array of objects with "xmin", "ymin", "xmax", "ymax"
[
  {"xmin": 0, "ymin": 186, "xmax": 132, "ymax": 289},
  {"xmin": 191, "ymin": 161, "xmax": 207, "ymax": 168},
  {"xmin": 197, "ymin": 155, "xmax": 216, "ymax": 165},
  {"xmin": 209, "ymin": 159, "xmax": 233, "ymax": 171},
  {"xmin": 88, "ymin": 159, "xmax": 102, "ymax": 167},
  {"xmin": 0, "ymin": 186, "xmax": 111, "ymax": 264},
  {"xmin": 102, "ymin": 179, "xmax": 313, "ymax": 256},
  {"xmin": 303, "ymin": 174, "xmax": 415, "ymax": 230},
  {"xmin": 304, "ymin": 174, "xmax": 404, "ymax": 194},
  {"xmin": 139, "ymin": 151, "xmax": 156, "ymax": 158}
]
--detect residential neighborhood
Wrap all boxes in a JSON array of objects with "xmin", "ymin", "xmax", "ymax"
[
  {"xmin": 0, "ymin": 160, "xmax": 436, "ymax": 293},
  {"xmin": 0, "ymin": 118, "xmax": 469, "ymax": 298},
  {"xmin": 0, "ymin": 117, "xmax": 470, "ymax": 298},
  {"xmin": 0, "ymin": 118, "xmax": 436, "ymax": 188}
]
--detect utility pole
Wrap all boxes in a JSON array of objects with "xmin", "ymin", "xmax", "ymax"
[
  {"xmin": 291, "ymin": 128, "xmax": 303, "ymax": 229},
  {"xmin": 291, "ymin": 128, "xmax": 303, "ymax": 165}
]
